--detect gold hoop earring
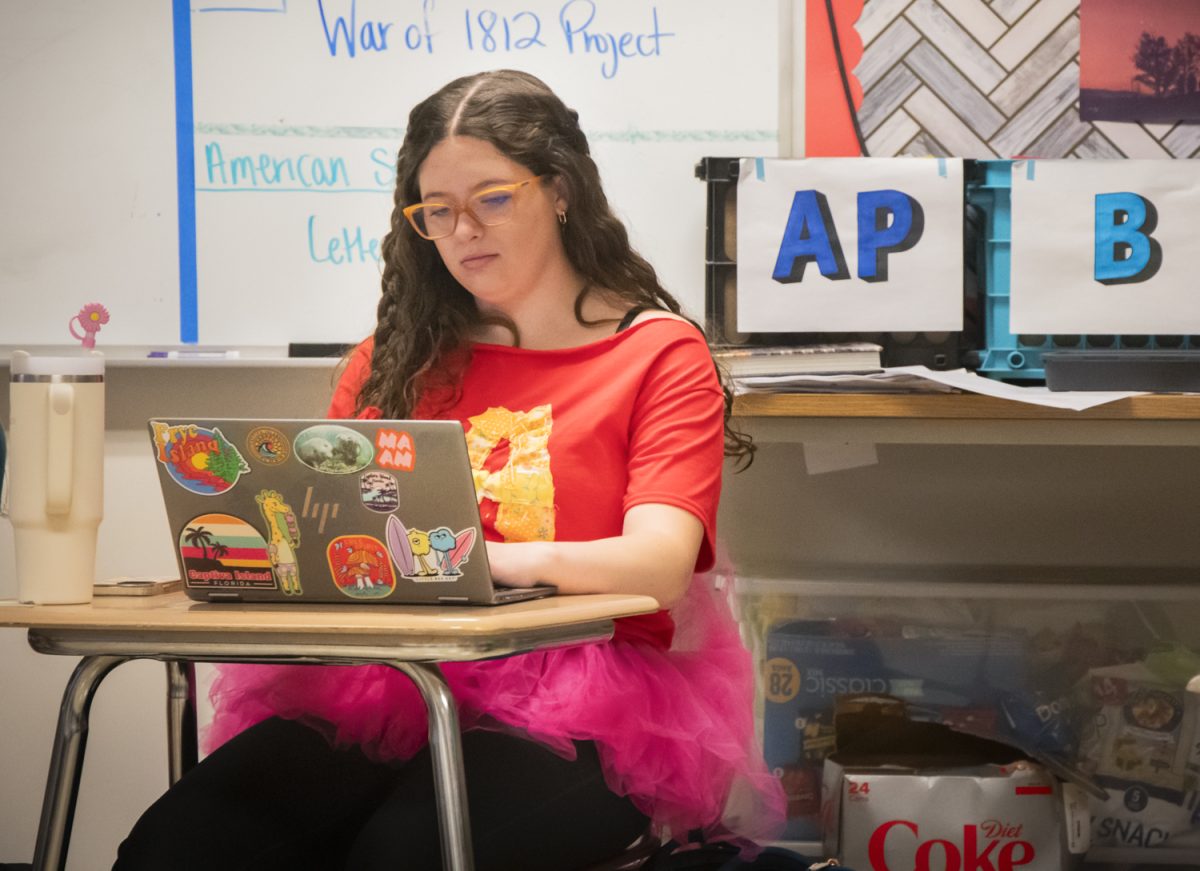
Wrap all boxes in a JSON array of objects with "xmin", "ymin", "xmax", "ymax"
[{"xmin": 557, "ymin": 210, "xmax": 567, "ymax": 226}]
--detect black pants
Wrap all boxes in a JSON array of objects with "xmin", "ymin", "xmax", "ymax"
[{"xmin": 114, "ymin": 716, "xmax": 649, "ymax": 871}]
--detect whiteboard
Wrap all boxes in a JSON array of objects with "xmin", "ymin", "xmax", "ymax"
[{"xmin": 0, "ymin": 0, "xmax": 780, "ymax": 349}]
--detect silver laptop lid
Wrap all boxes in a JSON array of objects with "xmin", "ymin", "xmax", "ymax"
[{"xmin": 146, "ymin": 418, "xmax": 546, "ymax": 606}]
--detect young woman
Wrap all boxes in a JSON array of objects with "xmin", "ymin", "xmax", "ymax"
[{"xmin": 116, "ymin": 70, "xmax": 783, "ymax": 870}]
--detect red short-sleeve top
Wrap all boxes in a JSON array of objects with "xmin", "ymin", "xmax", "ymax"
[{"xmin": 327, "ymin": 318, "xmax": 726, "ymax": 648}]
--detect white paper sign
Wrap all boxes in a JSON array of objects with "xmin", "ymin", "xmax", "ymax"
[
  {"xmin": 1011, "ymin": 159, "xmax": 1200, "ymax": 334},
  {"xmin": 735, "ymin": 158, "xmax": 963, "ymax": 332}
]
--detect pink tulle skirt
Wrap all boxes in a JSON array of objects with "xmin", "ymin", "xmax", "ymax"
[{"xmin": 203, "ymin": 572, "xmax": 786, "ymax": 845}]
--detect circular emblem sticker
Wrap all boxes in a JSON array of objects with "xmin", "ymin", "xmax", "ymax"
[
  {"xmin": 295, "ymin": 425, "xmax": 374, "ymax": 475},
  {"xmin": 246, "ymin": 426, "xmax": 290, "ymax": 466}
]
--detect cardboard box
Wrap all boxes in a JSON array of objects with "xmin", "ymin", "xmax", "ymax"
[{"xmin": 822, "ymin": 758, "xmax": 1089, "ymax": 871}]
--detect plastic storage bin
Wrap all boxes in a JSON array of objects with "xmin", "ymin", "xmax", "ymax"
[
  {"xmin": 726, "ymin": 566, "xmax": 1200, "ymax": 865},
  {"xmin": 966, "ymin": 160, "xmax": 1200, "ymax": 382}
]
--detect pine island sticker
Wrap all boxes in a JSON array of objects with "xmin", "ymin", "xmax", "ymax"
[
  {"xmin": 327, "ymin": 534, "xmax": 397, "ymax": 599},
  {"xmin": 360, "ymin": 470, "xmax": 400, "ymax": 513},
  {"xmin": 294, "ymin": 425, "xmax": 374, "ymax": 474},
  {"xmin": 178, "ymin": 513, "xmax": 277, "ymax": 590},
  {"xmin": 246, "ymin": 426, "xmax": 290, "ymax": 466},
  {"xmin": 151, "ymin": 421, "xmax": 251, "ymax": 495}
]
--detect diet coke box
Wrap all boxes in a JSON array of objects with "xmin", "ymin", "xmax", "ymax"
[{"xmin": 823, "ymin": 759, "xmax": 1090, "ymax": 871}]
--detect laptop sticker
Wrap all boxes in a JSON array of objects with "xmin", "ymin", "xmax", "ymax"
[
  {"xmin": 327, "ymin": 534, "xmax": 396, "ymax": 599},
  {"xmin": 359, "ymin": 471, "xmax": 399, "ymax": 513},
  {"xmin": 386, "ymin": 514, "xmax": 476, "ymax": 582},
  {"xmin": 151, "ymin": 421, "xmax": 251, "ymax": 496},
  {"xmin": 294, "ymin": 424, "xmax": 374, "ymax": 474},
  {"xmin": 178, "ymin": 513, "xmax": 278, "ymax": 590},
  {"xmin": 375, "ymin": 428, "xmax": 415, "ymax": 471},
  {"xmin": 246, "ymin": 426, "xmax": 291, "ymax": 466},
  {"xmin": 256, "ymin": 489, "xmax": 302, "ymax": 596}
]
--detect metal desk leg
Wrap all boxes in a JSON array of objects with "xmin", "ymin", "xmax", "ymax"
[
  {"xmin": 165, "ymin": 661, "xmax": 198, "ymax": 785},
  {"xmin": 389, "ymin": 661, "xmax": 474, "ymax": 871},
  {"xmin": 33, "ymin": 654, "xmax": 129, "ymax": 871}
]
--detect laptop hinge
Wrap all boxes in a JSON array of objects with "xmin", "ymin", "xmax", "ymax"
[
  {"xmin": 206, "ymin": 592, "xmax": 244, "ymax": 602},
  {"xmin": 437, "ymin": 596, "xmax": 470, "ymax": 603}
]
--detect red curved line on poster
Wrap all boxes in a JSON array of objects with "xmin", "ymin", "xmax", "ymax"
[{"xmin": 806, "ymin": 0, "xmax": 866, "ymax": 157}]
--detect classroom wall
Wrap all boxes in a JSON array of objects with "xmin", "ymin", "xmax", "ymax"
[{"xmin": 2, "ymin": 368, "xmax": 1197, "ymax": 867}]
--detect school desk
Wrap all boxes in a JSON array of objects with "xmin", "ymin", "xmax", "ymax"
[{"xmin": 0, "ymin": 590, "xmax": 659, "ymax": 871}]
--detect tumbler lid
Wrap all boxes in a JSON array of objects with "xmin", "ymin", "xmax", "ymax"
[{"xmin": 9, "ymin": 350, "xmax": 105, "ymax": 380}]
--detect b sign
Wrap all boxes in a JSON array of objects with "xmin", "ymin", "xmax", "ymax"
[
  {"xmin": 1011, "ymin": 159, "xmax": 1200, "ymax": 334},
  {"xmin": 735, "ymin": 158, "xmax": 964, "ymax": 332}
]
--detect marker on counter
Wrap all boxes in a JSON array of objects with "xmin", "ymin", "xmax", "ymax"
[{"xmin": 147, "ymin": 349, "xmax": 241, "ymax": 359}]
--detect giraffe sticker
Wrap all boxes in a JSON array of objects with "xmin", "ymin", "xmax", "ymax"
[
  {"xmin": 256, "ymin": 489, "xmax": 302, "ymax": 595},
  {"xmin": 465, "ymin": 405, "xmax": 555, "ymax": 542}
]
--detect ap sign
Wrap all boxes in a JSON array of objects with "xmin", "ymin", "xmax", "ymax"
[
  {"xmin": 735, "ymin": 158, "xmax": 964, "ymax": 332},
  {"xmin": 1011, "ymin": 159, "xmax": 1200, "ymax": 334}
]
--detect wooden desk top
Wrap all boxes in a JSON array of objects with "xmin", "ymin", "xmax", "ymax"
[{"xmin": 0, "ymin": 591, "xmax": 659, "ymax": 636}]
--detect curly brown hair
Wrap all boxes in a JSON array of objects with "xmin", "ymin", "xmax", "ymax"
[{"xmin": 356, "ymin": 69, "xmax": 753, "ymax": 466}]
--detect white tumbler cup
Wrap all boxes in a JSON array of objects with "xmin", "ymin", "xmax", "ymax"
[{"xmin": 8, "ymin": 351, "xmax": 105, "ymax": 604}]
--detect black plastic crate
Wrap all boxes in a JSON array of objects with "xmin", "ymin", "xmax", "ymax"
[{"xmin": 697, "ymin": 156, "xmax": 983, "ymax": 370}]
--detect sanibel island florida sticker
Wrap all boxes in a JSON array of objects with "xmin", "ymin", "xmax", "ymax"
[{"xmin": 151, "ymin": 421, "xmax": 251, "ymax": 495}]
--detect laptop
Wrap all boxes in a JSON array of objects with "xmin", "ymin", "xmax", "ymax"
[{"xmin": 146, "ymin": 418, "xmax": 556, "ymax": 606}]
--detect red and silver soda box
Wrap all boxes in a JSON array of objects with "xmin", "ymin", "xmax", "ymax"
[{"xmin": 823, "ymin": 759, "xmax": 1090, "ymax": 871}]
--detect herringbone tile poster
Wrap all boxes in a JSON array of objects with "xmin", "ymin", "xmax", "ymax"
[{"xmin": 853, "ymin": 0, "xmax": 1200, "ymax": 158}]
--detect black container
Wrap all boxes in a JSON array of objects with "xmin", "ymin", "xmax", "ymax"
[
  {"xmin": 697, "ymin": 156, "xmax": 984, "ymax": 370},
  {"xmin": 1044, "ymin": 350, "xmax": 1200, "ymax": 392}
]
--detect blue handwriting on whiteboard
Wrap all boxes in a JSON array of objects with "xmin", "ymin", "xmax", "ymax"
[
  {"xmin": 464, "ymin": 9, "xmax": 546, "ymax": 51},
  {"xmin": 205, "ymin": 142, "xmax": 351, "ymax": 189},
  {"xmin": 559, "ymin": 1, "xmax": 673, "ymax": 79},
  {"xmin": 307, "ymin": 215, "xmax": 381, "ymax": 265},
  {"xmin": 310, "ymin": 0, "xmax": 671, "ymax": 77},
  {"xmin": 371, "ymin": 147, "xmax": 397, "ymax": 187},
  {"xmin": 318, "ymin": 0, "xmax": 434, "ymax": 57}
]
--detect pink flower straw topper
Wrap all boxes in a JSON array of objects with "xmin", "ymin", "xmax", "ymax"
[{"xmin": 69, "ymin": 303, "xmax": 110, "ymax": 349}]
